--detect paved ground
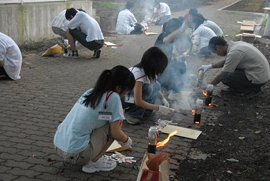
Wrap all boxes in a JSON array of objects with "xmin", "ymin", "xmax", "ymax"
[{"xmin": 0, "ymin": 0, "xmax": 266, "ymax": 180}]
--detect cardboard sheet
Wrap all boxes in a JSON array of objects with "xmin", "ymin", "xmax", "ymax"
[
  {"xmin": 237, "ymin": 20, "xmax": 258, "ymax": 26},
  {"xmin": 145, "ymin": 31, "xmax": 158, "ymax": 36},
  {"xmin": 264, "ymin": 7, "xmax": 270, "ymax": 12},
  {"xmin": 240, "ymin": 25, "xmax": 254, "ymax": 32},
  {"xmin": 235, "ymin": 33, "xmax": 261, "ymax": 38},
  {"xmin": 104, "ymin": 42, "xmax": 116, "ymax": 46},
  {"xmin": 106, "ymin": 140, "xmax": 131, "ymax": 152},
  {"xmin": 162, "ymin": 125, "xmax": 202, "ymax": 140}
]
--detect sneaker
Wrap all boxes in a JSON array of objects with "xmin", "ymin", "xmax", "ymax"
[
  {"xmin": 93, "ymin": 49, "xmax": 101, "ymax": 58},
  {"xmin": 168, "ymin": 91, "xmax": 182, "ymax": 102},
  {"xmin": 124, "ymin": 112, "xmax": 140, "ymax": 125},
  {"xmin": 63, "ymin": 50, "xmax": 78, "ymax": 59},
  {"xmin": 82, "ymin": 156, "xmax": 117, "ymax": 173}
]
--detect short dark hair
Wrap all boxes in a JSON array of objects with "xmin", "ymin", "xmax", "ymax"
[
  {"xmin": 189, "ymin": 8, "xmax": 198, "ymax": 16},
  {"xmin": 197, "ymin": 13, "xmax": 206, "ymax": 21},
  {"xmin": 65, "ymin": 8, "xmax": 78, "ymax": 20},
  {"xmin": 165, "ymin": 18, "xmax": 182, "ymax": 33},
  {"xmin": 178, "ymin": 16, "xmax": 184, "ymax": 24},
  {"xmin": 135, "ymin": 47, "xmax": 168, "ymax": 82},
  {"xmin": 208, "ymin": 36, "xmax": 227, "ymax": 51},
  {"xmin": 78, "ymin": 9, "xmax": 86, "ymax": 13},
  {"xmin": 126, "ymin": 1, "xmax": 134, "ymax": 9},
  {"xmin": 193, "ymin": 14, "xmax": 205, "ymax": 29}
]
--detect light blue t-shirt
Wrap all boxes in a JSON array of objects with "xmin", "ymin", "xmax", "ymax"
[{"xmin": 54, "ymin": 89, "xmax": 125, "ymax": 153}]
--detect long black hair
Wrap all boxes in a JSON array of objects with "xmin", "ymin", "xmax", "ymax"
[
  {"xmin": 83, "ymin": 65, "xmax": 135, "ymax": 108},
  {"xmin": 134, "ymin": 47, "xmax": 168, "ymax": 82}
]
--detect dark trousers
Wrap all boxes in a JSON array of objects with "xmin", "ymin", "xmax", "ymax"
[
  {"xmin": 222, "ymin": 69, "xmax": 266, "ymax": 90},
  {"xmin": 122, "ymin": 82, "xmax": 161, "ymax": 118},
  {"xmin": 69, "ymin": 29, "xmax": 104, "ymax": 51},
  {"xmin": 0, "ymin": 67, "xmax": 11, "ymax": 80},
  {"xmin": 130, "ymin": 24, "xmax": 144, "ymax": 34},
  {"xmin": 158, "ymin": 61, "xmax": 187, "ymax": 93}
]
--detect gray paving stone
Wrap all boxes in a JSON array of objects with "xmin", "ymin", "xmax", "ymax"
[
  {"xmin": 6, "ymin": 168, "xmax": 41, "ymax": 178},
  {"xmin": 0, "ymin": 174, "xmax": 18, "ymax": 181},
  {"xmin": 5, "ymin": 160, "xmax": 33, "ymax": 170}
]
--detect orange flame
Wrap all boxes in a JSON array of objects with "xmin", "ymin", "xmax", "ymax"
[
  {"xmin": 208, "ymin": 103, "xmax": 213, "ymax": 108},
  {"xmin": 156, "ymin": 131, "xmax": 178, "ymax": 148},
  {"xmin": 202, "ymin": 91, "xmax": 207, "ymax": 96}
]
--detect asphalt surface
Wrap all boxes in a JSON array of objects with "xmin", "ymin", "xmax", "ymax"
[{"xmin": 0, "ymin": 0, "xmax": 266, "ymax": 180}]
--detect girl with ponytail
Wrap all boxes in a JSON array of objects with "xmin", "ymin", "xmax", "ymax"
[{"xmin": 54, "ymin": 65, "xmax": 135, "ymax": 173}]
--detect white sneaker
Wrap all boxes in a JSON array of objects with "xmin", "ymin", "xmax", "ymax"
[
  {"xmin": 168, "ymin": 91, "xmax": 182, "ymax": 102},
  {"xmin": 82, "ymin": 156, "xmax": 117, "ymax": 173},
  {"xmin": 124, "ymin": 112, "xmax": 140, "ymax": 125},
  {"xmin": 63, "ymin": 50, "xmax": 79, "ymax": 59}
]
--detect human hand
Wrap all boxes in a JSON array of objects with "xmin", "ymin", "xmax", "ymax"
[
  {"xmin": 118, "ymin": 136, "xmax": 132, "ymax": 149},
  {"xmin": 199, "ymin": 64, "xmax": 212, "ymax": 73},
  {"xmin": 161, "ymin": 98, "xmax": 170, "ymax": 107},
  {"xmin": 158, "ymin": 105, "xmax": 175, "ymax": 115}
]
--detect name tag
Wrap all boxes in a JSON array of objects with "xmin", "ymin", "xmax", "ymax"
[
  {"xmin": 125, "ymin": 95, "xmax": 135, "ymax": 104},
  {"xmin": 98, "ymin": 112, "xmax": 112, "ymax": 121}
]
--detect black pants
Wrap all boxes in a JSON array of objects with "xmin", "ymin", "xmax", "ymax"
[
  {"xmin": 69, "ymin": 29, "xmax": 104, "ymax": 51},
  {"xmin": 222, "ymin": 69, "xmax": 266, "ymax": 90},
  {"xmin": 130, "ymin": 24, "xmax": 144, "ymax": 34},
  {"xmin": 0, "ymin": 67, "xmax": 11, "ymax": 80}
]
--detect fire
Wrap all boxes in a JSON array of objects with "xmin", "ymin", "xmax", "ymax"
[
  {"xmin": 202, "ymin": 91, "xmax": 207, "ymax": 96},
  {"xmin": 208, "ymin": 103, "xmax": 213, "ymax": 107},
  {"xmin": 156, "ymin": 131, "xmax": 178, "ymax": 148},
  {"xmin": 194, "ymin": 121, "xmax": 200, "ymax": 125}
]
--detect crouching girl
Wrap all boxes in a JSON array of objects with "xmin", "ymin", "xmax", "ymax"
[
  {"xmin": 54, "ymin": 65, "xmax": 135, "ymax": 173},
  {"xmin": 122, "ymin": 47, "xmax": 175, "ymax": 125}
]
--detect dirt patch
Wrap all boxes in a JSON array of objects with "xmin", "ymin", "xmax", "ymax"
[
  {"xmin": 175, "ymin": 41, "xmax": 270, "ymax": 181},
  {"xmin": 224, "ymin": 0, "xmax": 266, "ymax": 13}
]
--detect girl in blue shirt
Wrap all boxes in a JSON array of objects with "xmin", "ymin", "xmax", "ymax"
[{"xmin": 54, "ymin": 65, "xmax": 135, "ymax": 173}]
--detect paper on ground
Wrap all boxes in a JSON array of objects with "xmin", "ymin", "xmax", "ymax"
[
  {"xmin": 162, "ymin": 125, "xmax": 201, "ymax": 139},
  {"xmin": 104, "ymin": 42, "xmax": 116, "ymax": 46},
  {"xmin": 145, "ymin": 32, "xmax": 158, "ymax": 36},
  {"xmin": 106, "ymin": 140, "xmax": 131, "ymax": 152},
  {"xmin": 240, "ymin": 25, "xmax": 254, "ymax": 32}
]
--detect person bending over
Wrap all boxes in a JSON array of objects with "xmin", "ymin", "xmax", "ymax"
[
  {"xmin": 116, "ymin": 1, "xmax": 144, "ymax": 35},
  {"xmin": 150, "ymin": 1, "xmax": 171, "ymax": 26},
  {"xmin": 122, "ymin": 47, "xmax": 174, "ymax": 125},
  {"xmin": 0, "ymin": 32, "xmax": 22, "ymax": 81},
  {"xmin": 65, "ymin": 8, "xmax": 104, "ymax": 59},
  {"xmin": 200, "ymin": 37, "xmax": 270, "ymax": 94},
  {"xmin": 196, "ymin": 13, "xmax": 223, "ymax": 37},
  {"xmin": 54, "ymin": 65, "xmax": 135, "ymax": 173},
  {"xmin": 191, "ymin": 15, "xmax": 216, "ymax": 56},
  {"xmin": 155, "ymin": 18, "xmax": 191, "ymax": 101}
]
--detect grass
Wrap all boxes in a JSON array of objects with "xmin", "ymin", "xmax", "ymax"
[{"xmin": 262, "ymin": 18, "xmax": 268, "ymax": 27}]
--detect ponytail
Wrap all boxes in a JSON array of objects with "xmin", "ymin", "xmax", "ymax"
[
  {"xmin": 83, "ymin": 66, "xmax": 135, "ymax": 109},
  {"xmin": 83, "ymin": 70, "xmax": 112, "ymax": 108}
]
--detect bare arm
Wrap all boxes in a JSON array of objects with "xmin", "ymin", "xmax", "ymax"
[
  {"xmin": 134, "ymin": 81, "xmax": 159, "ymax": 111},
  {"xmin": 110, "ymin": 121, "xmax": 128, "ymax": 142},
  {"xmin": 163, "ymin": 28, "xmax": 182, "ymax": 43},
  {"xmin": 210, "ymin": 71, "xmax": 227, "ymax": 86}
]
